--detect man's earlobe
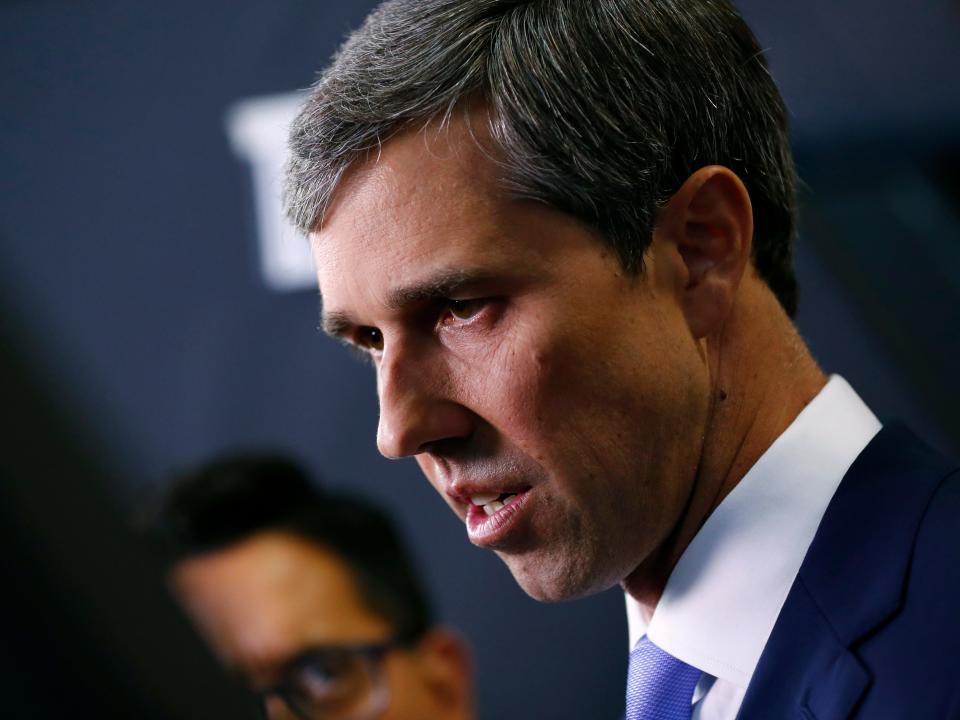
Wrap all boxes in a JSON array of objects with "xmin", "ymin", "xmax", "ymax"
[{"xmin": 662, "ymin": 166, "xmax": 754, "ymax": 339}]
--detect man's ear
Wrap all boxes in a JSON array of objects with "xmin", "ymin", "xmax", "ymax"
[
  {"xmin": 655, "ymin": 165, "xmax": 753, "ymax": 339},
  {"xmin": 416, "ymin": 627, "xmax": 473, "ymax": 718}
]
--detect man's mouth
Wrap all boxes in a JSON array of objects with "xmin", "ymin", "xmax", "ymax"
[{"xmin": 464, "ymin": 487, "xmax": 533, "ymax": 546}]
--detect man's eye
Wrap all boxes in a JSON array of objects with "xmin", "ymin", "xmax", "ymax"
[
  {"xmin": 356, "ymin": 326, "xmax": 384, "ymax": 351},
  {"xmin": 444, "ymin": 299, "xmax": 485, "ymax": 322},
  {"xmin": 287, "ymin": 653, "xmax": 363, "ymax": 704},
  {"xmin": 299, "ymin": 656, "xmax": 352, "ymax": 688}
]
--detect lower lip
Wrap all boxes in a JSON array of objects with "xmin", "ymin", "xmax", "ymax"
[{"xmin": 466, "ymin": 490, "xmax": 533, "ymax": 547}]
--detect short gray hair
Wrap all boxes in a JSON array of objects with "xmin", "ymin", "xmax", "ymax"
[{"xmin": 285, "ymin": 0, "xmax": 799, "ymax": 315}]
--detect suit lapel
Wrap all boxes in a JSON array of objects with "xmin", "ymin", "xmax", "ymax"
[
  {"xmin": 736, "ymin": 577, "xmax": 870, "ymax": 720},
  {"xmin": 738, "ymin": 425, "xmax": 951, "ymax": 720}
]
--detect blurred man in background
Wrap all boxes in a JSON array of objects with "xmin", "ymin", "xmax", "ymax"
[
  {"xmin": 285, "ymin": 0, "xmax": 960, "ymax": 718},
  {"xmin": 151, "ymin": 456, "xmax": 473, "ymax": 720}
]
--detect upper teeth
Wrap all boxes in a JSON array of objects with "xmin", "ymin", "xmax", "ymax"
[{"xmin": 470, "ymin": 492, "xmax": 519, "ymax": 515}]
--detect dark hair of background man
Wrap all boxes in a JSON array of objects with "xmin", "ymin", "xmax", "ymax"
[{"xmin": 151, "ymin": 455, "xmax": 434, "ymax": 645}]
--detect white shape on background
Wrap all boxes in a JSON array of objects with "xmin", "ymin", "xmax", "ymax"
[{"xmin": 225, "ymin": 91, "xmax": 315, "ymax": 292}]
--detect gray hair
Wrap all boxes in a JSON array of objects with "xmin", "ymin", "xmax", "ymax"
[{"xmin": 285, "ymin": 0, "xmax": 799, "ymax": 315}]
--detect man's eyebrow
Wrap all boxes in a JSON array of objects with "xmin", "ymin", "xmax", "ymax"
[
  {"xmin": 383, "ymin": 269, "xmax": 498, "ymax": 309},
  {"xmin": 317, "ymin": 291, "xmax": 354, "ymax": 339},
  {"xmin": 321, "ymin": 309, "xmax": 354, "ymax": 339},
  {"xmin": 319, "ymin": 268, "xmax": 504, "ymax": 338}
]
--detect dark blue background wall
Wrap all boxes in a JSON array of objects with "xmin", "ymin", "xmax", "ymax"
[{"xmin": 2, "ymin": 2, "xmax": 958, "ymax": 718}]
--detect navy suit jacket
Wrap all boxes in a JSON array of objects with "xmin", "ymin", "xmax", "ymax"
[{"xmin": 738, "ymin": 424, "xmax": 960, "ymax": 719}]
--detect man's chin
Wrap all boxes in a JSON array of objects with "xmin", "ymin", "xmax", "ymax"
[{"xmin": 497, "ymin": 551, "xmax": 609, "ymax": 603}]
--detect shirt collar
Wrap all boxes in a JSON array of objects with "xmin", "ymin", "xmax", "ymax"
[{"xmin": 625, "ymin": 376, "xmax": 881, "ymax": 688}]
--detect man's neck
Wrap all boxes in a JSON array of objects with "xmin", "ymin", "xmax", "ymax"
[{"xmin": 623, "ymin": 278, "xmax": 827, "ymax": 613}]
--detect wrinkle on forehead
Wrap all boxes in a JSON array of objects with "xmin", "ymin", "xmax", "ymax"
[{"xmin": 312, "ymin": 116, "xmax": 511, "ymax": 310}]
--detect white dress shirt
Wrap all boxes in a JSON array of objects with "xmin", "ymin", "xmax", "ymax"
[{"xmin": 625, "ymin": 376, "xmax": 881, "ymax": 720}]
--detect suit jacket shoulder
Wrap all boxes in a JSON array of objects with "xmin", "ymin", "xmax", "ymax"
[{"xmin": 738, "ymin": 424, "xmax": 960, "ymax": 720}]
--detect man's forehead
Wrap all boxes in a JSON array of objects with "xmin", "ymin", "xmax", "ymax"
[
  {"xmin": 311, "ymin": 119, "xmax": 515, "ymax": 317},
  {"xmin": 314, "ymin": 115, "xmax": 503, "ymax": 238}
]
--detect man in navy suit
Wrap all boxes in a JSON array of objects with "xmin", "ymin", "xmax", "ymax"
[{"xmin": 283, "ymin": 1, "xmax": 960, "ymax": 717}]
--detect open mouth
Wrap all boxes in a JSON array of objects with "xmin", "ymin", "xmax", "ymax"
[{"xmin": 464, "ymin": 487, "xmax": 533, "ymax": 546}]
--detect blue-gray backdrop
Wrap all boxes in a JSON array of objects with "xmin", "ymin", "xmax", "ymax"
[{"xmin": 2, "ymin": 1, "xmax": 958, "ymax": 718}]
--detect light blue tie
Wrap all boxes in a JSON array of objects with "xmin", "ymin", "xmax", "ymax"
[{"xmin": 625, "ymin": 636, "xmax": 702, "ymax": 720}]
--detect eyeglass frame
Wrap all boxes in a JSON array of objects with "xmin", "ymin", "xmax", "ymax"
[{"xmin": 256, "ymin": 634, "xmax": 417, "ymax": 720}]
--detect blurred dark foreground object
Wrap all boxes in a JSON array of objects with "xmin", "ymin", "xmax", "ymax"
[{"xmin": 0, "ymin": 300, "xmax": 262, "ymax": 719}]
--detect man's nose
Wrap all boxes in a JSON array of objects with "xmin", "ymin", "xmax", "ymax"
[{"xmin": 376, "ymin": 343, "xmax": 474, "ymax": 459}]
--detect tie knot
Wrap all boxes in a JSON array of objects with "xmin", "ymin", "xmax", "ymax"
[{"xmin": 625, "ymin": 637, "xmax": 701, "ymax": 720}]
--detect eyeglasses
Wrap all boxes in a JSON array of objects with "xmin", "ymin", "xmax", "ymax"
[{"xmin": 258, "ymin": 639, "xmax": 405, "ymax": 720}]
